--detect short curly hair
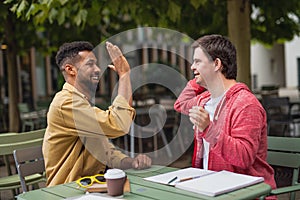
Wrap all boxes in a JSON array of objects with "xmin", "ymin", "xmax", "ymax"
[{"xmin": 55, "ymin": 41, "xmax": 94, "ymax": 70}]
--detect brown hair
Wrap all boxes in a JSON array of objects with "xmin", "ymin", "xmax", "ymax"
[{"xmin": 192, "ymin": 34, "xmax": 237, "ymax": 79}]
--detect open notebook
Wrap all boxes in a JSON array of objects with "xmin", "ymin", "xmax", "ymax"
[
  {"xmin": 144, "ymin": 168, "xmax": 264, "ymax": 197},
  {"xmin": 143, "ymin": 167, "xmax": 214, "ymax": 186}
]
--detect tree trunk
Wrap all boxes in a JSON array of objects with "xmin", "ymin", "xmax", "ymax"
[
  {"xmin": 227, "ymin": 0, "xmax": 251, "ymax": 88},
  {"xmin": 5, "ymin": 13, "xmax": 20, "ymax": 132}
]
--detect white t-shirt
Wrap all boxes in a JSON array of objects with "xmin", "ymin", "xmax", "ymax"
[{"xmin": 203, "ymin": 94, "xmax": 224, "ymax": 170}]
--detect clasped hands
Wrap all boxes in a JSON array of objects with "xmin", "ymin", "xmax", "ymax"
[
  {"xmin": 189, "ymin": 106, "xmax": 210, "ymax": 132},
  {"xmin": 106, "ymin": 41, "xmax": 130, "ymax": 78}
]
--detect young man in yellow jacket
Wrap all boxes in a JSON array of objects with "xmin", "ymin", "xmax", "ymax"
[{"xmin": 43, "ymin": 41, "xmax": 151, "ymax": 186}]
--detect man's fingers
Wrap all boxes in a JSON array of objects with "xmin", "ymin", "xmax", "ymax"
[
  {"xmin": 106, "ymin": 41, "xmax": 122, "ymax": 61},
  {"xmin": 134, "ymin": 154, "xmax": 151, "ymax": 169},
  {"xmin": 138, "ymin": 155, "xmax": 147, "ymax": 168},
  {"xmin": 108, "ymin": 64, "xmax": 115, "ymax": 71},
  {"xmin": 106, "ymin": 41, "xmax": 130, "ymax": 77},
  {"xmin": 134, "ymin": 159, "xmax": 139, "ymax": 168}
]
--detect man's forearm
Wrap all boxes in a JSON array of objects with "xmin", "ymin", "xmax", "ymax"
[
  {"xmin": 120, "ymin": 157, "xmax": 134, "ymax": 169},
  {"xmin": 118, "ymin": 73, "xmax": 132, "ymax": 105}
]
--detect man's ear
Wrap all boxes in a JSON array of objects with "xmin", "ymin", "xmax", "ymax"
[
  {"xmin": 65, "ymin": 64, "xmax": 76, "ymax": 76},
  {"xmin": 214, "ymin": 58, "xmax": 222, "ymax": 72}
]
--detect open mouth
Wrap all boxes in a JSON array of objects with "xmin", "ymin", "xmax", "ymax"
[
  {"xmin": 194, "ymin": 72, "xmax": 200, "ymax": 78},
  {"xmin": 91, "ymin": 75, "xmax": 100, "ymax": 81}
]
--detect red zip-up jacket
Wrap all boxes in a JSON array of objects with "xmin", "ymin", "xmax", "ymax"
[{"xmin": 174, "ymin": 79, "xmax": 277, "ymax": 192}]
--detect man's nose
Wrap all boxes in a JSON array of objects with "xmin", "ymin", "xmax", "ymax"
[
  {"xmin": 95, "ymin": 64, "xmax": 101, "ymax": 72},
  {"xmin": 191, "ymin": 63, "xmax": 195, "ymax": 70}
]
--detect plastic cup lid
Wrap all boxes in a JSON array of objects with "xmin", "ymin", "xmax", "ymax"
[{"xmin": 104, "ymin": 169, "xmax": 126, "ymax": 179}]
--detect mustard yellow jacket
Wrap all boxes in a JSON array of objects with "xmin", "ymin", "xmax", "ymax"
[{"xmin": 43, "ymin": 83, "xmax": 135, "ymax": 186}]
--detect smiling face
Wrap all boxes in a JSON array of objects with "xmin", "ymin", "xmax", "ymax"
[
  {"xmin": 75, "ymin": 50, "xmax": 101, "ymax": 92},
  {"xmin": 191, "ymin": 47, "xmax": 215, "ymax": 88}
]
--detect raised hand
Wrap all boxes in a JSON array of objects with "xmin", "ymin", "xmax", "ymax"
[{"xmin": 106, "ymin": 41, "xmax": 130, "ymax": 77}]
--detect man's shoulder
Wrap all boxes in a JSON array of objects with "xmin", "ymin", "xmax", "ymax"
[
  {"xmin": 48, "ymin": 89, "xmax": 78, "ymax": 114},
  {"xmin": 51, "ymin": 90, "xmax": 72, "ymax": 104}
]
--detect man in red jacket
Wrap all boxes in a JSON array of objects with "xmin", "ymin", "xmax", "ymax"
[{"xmin": 174, "ymin": 35, "xmax": 276, "ymax": 198}]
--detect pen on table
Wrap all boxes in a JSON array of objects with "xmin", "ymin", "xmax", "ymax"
[
  {"xmin": 167, "ymin": 176, "xmax": 178, "ymax": 184},
  {"xmin": 178, "ymin": 175, "xmax": 201, "ymax": 182}
]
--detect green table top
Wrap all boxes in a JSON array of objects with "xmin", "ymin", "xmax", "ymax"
[{"xmin": 17, "ymin": 165, "xmax": 271, "ymax": 200}]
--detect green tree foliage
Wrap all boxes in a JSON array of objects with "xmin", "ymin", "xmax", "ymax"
[
  {"xmin": 5, "ymin": 0, "xmax": 300, "ymax": 45},
  {"xmin": 4, "ymin": 0, "xmax": 227, "ymax": 41},
  {"xmin": 251, "ymin": 0, "xmax": 300, "ymax": 45},
  {"xmin": 2, "ymin": 0, "xmax": 300, "ymax": 131}
]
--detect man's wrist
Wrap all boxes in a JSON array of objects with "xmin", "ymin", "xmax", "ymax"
[
  {"xmin": 119, "ymin": 71, "xmax": 130, "ymax": 79},
  {"xmin": 120, "ymin": 157, "xmax": 134, "ymax": 169}
]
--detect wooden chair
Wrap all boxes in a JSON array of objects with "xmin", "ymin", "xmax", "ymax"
[
  {"xmin": 132, "ymin": 105, "xmax": 172, "ymax": 158},
  {"xmin": 0, "ymin": 129, "xmax": 45, "ymax": 195},
  {"xmin": 264, "ymin": 136, "xmax": 300, "ymax": 200},
  {"xmin": 261, "ymin": 96, "xmax": 297, "ymax": 136},
  {"xmin": 18, "ymin": 103, "xmax": 40, "ymax": 132},
  {"xmin": 13, "ymin": 145, "xmax": 46, "ymax": 192}
]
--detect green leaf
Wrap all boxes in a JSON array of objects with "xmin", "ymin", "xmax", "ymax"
[
  {"xmin": 47, "ymin": 0, "xmax": 54, "ymax": 8},
  {"xmin": 39, "ymin": 0, "xmax": 49, "ymax": 4},
  {"xmin": 60, "ymin": 0, "xmax": 69, "ymax": 6},
  {"xmin": 57, "ymin": 8, "xmax": 67, "ymax": 25},
  {"xmin": 74, "ymin": 9, "xmax": 87, "ymax": 26},
  {"xmin": 190, "ymin": 0, "xmax": 206, "ymax": 9},
  {"xmin": 16, "ymin": 0, "xmax": 28, "ymax": 18},
  {"xmin": 167, "ymin": 1, "xmax": 181, "ymax": 22},
  {"xmin": 35, "ymin": 9, "xmax": 48, "ymax": 24},
  {"xmin": 10, "ymin": 3, "xmax": 18, "ymax": 13},
  {"xmin": 49, "ymin": 8, "xmax": 58, "ymax": 24},
  {"xmin": 107, "ymin": 0, "xmax": 120, "ymax": 15},
  {"xmin": 25, "ymin": 3, "xmax": 40, "ymax": 20},
  {"xmin": 4, "ymin": 0, "xmax": 14, "ymax": 4},
  {"xmin": 123, "ymin": 1, "xmax": 138, "ymax": 13}
]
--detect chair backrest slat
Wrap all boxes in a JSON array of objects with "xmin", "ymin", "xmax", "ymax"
[
  {"xmin": 267, "ymin": 136, "xmax": 300, "ymax": 200},
  {"xmin": 18, "ymin": 103, "xmax": 30, "ymax": 113},
  {"xmin": 0, "ymin": 129, "xmax": 45, "ymax": 156},
  {"xmin": 267, "ymin": 151, "xmax": 300, "ymax": 168},
  {"xmin": 14, "ymin": 145, "xmax": 44, "ymax": 177},
  {"xmin": 268, "ymin": 136, "xmax": 300, "ymax": 153},
  {"xmin": 18, "ymin": 159, "xmax": 45, "ymax": 177},
  {"xmin": 13, "ymin": 144, "xmax": 43, "ymax": 163},
  {"xmin": 14, "ymin": 145, "xmax": 45, "ymax": 192},
  {"xmin": 0, "ymin": 129, "xmax": 45, "ymax": 144},
  {"xmin": 0, "ymin": 129, "xmax": 46, "ymax": 193},
  {"xmin": 0, "ymin": 138, "xmax": 43, "ymax": 156},
  {"xmin": 262, "ymin": 97, "xmax": 291, "ymax": 120}
]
